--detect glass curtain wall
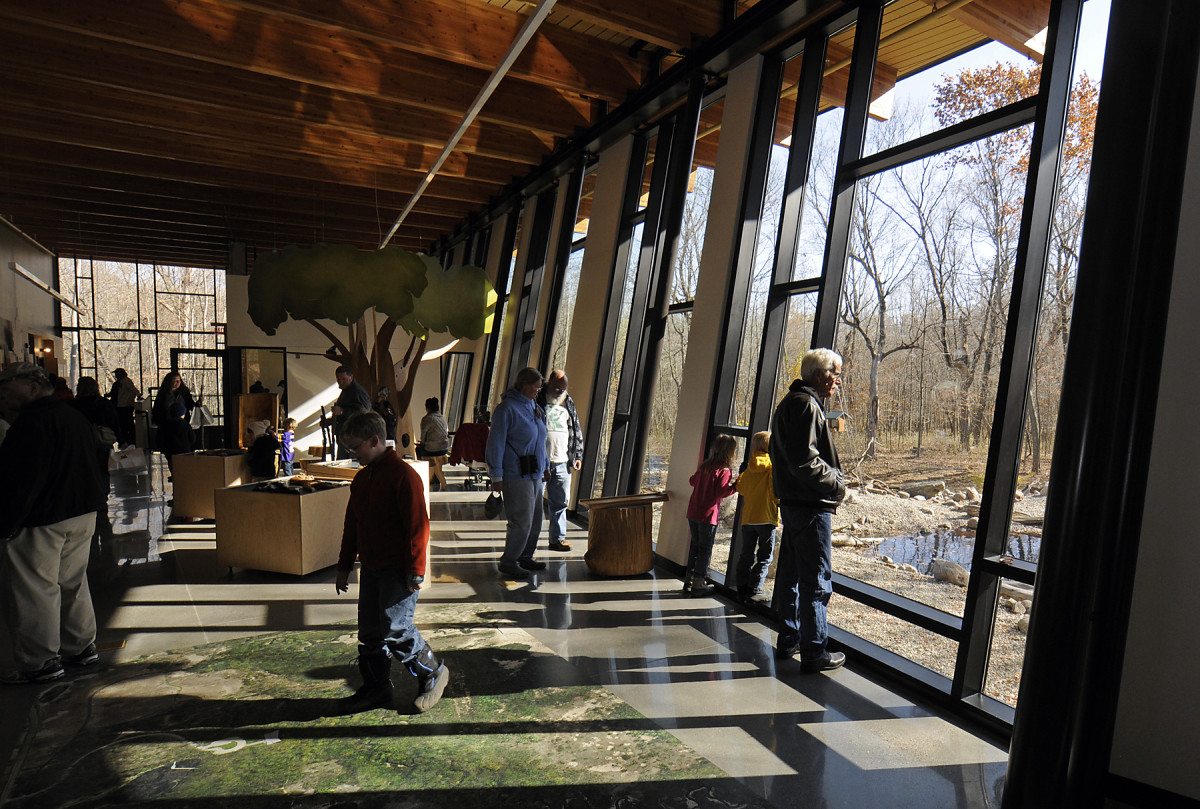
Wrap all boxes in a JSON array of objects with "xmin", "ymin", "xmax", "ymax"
[
  {"xmin": 59, "ymin": 257, "xmax": 227, "ymax": 426},
  {"xmin": 547, "ymin": 170, "xmax": 596, "ymax": 372},
  {"xmin": 706, "ymin": 0, "xmax": 1106, "ymax": 720}
]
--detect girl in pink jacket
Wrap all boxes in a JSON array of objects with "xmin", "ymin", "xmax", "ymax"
[{"xmin": 684, "ymin": 434, "xmax": 738, "ymax": 596}]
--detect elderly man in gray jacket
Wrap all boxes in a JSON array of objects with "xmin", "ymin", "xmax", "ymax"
[{"xmin": 769, "ymin": 348, "xmax": 847, "ymax": 674}]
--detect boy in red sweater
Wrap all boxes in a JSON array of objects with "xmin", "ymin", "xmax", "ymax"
[{"xmin": 335, "ymin": 411, "xmax": 448, "ymax": 713}]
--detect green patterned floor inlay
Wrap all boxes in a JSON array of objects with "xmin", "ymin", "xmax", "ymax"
[{"xmin": 6, "ymin": 603, "xmax": 774, "ymax": 809}]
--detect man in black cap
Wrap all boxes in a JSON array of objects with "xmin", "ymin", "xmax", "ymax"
[{"xmin": 0, "ymin": 363, "xmax": 107, "ymax": 684}]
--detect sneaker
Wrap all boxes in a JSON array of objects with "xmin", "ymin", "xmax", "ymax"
[
  {"xmin": 63, "ymin": 643, "xmax": 100, "ymax": 667},
  {"xmin": 547, "ymin": 540, "xmax": 572, "ymax": 552},
  {"xmin": 518, "ymin": 558, "xmax": 546, "ymax": 571},
  {"xmin": 498, "ymin": 562, "xmax": 529, "ymax": 580},
  {"xmin": 3, "ymin": 659, "xmax": 65, "ymax": 685},
  {"xmin": 414, "ymin": 664, "xmax": 449, "ymax": 713},
  {"xmin": 800, "ymin": 652, "xmax": 846, "ymax": 674}
]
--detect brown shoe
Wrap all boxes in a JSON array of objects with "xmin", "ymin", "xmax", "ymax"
[{"xmin": 547, "ymin": 540, "xmax": 572, "ymax": 552}]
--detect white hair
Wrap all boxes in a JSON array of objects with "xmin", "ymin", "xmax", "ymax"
[{"xmin": 800, "ymin": 348, "xmax": 842, "ymax": 383}]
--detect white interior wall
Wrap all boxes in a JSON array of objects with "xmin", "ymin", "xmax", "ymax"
[
  {"xmin": 0, "ymin": 218, "xmax": 59, "ymax": 365},
  {"xmin": 1107, "ymin": 68, "xmax": 1200, "ymax": 799},
  {"xmin": 657, "ymin": 56, "xmax": 766, "ymax": 564}
]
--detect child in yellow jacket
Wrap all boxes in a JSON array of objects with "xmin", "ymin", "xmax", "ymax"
[{"xmin": 734, "ymin": 431, "xmax": 779, "ymax": 603}]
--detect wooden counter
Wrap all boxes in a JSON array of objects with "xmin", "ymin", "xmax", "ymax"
[
  {"xmin": 173, "ymin": 450, "xmax": 249, "ymax": 519},
  {"xmin": 215, "ymin": 482, "xmax": 351, "ymax": 575},
  {"xmin": 578, "ymin": 492, "xmax": 669, "ymax": 576}
]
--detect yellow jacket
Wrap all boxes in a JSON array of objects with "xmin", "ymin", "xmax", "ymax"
[{"xmin": 736, "ymin": 450, "xmax": 778, "ymax": 525}]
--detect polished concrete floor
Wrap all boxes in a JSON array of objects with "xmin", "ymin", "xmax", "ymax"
[{"xmin": 1, "ymin": 462, "xmax": 1009, "ymax": 808}]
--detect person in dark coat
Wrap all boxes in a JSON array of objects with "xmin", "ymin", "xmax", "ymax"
[
  {"xmin": 0, "ymin": 363, "xmax": 107, "ymax": 683},
  {"xmin": 107, "ymin": 368, "xmax": 139, "ymax": 447},
  {"xmin": 331, "ymin": 365, "xmax": 370, "ymax": 460},
  {"xmin": 769, "ymin": 348, "xmax": 847, "ymax": 675},
  {"xmin": 151, "ymin": 371, "xmax": 197, "ymax": 473}
]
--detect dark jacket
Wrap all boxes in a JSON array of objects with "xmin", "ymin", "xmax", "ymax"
[
  {"xmin": 338, "ymin": 448, "xmax": 429, "ymax": 576},
  {"xmin": 0, "ymin": 396, "xmax": 107, "ymax": 538},
  {"xmin": 334, "ymin": 379, "xmax": 371, "ymax": 431},
  {"xmin": 535, "ymin": 389, "xmax": 583, "ymax": 465},
  {"xmin": 769, "ymin": 379, "xmax": 845, "ymax": 512}
]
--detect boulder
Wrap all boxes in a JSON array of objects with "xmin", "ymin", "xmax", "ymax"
[
  {"xmin": 966, "ymin": 517, "xmax": 979, "ymax": 529},
  {"xmin": 1008, "ymin": 600, "xmax": 1027, "ymax": 615},
  {"xmin": 967, "ymin": 486, "xmax": 981, "ymax": 503},
  {"xmin": 1017, "ymin": 615, "xmax": 1031, "ymax": 634},
  {"xmin": 999, "ymin": 580, "xmax": 1034, "ymax": 602},
  {"xmin": 832, "ymin": 534, "xmax": 857, "ymax": 547},
  {"xmin": 931, "ymin": 558, "xmax": 969, "ymax": 587},
  {"xmin": 898, "ymin": 490, "xmax": 911, "ymax": 499},
  {"xmin": 906, "ymin": 479, "xmax": 947, "ymax": 498}
]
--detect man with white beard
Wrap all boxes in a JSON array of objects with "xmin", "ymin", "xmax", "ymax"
[{"xmin": 536, "ymin": 369, "xmax": 583, "ymax": 552}]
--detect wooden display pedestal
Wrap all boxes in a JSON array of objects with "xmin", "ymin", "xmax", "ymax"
[
  {"xmin": 172, "ymin": 450, "xmax": 249, "ymax": 519},
  {"xmin": 579, "ymin": 492, "xmax": 669, "ymax": 576},
  {"xmin": 215, "ymin": 482, "xmax": 351, "ymax": 575},
  {"xmin": 308, "ymin": 459, "xmax": 431, "ymax": 507}
]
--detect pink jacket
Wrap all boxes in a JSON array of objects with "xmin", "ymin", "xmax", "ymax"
[{"xmin": 686, "ymin": 464, "xmax": 736, "ymax": 525}]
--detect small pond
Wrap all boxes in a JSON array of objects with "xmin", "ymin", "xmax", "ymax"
[{"xmin": 866, "ymin": 530, "xmax": 1041, "ymax": 574}]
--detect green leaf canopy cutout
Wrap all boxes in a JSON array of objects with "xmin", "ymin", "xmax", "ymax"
[
  {"xmin": 246, "ymin": 244, "xmax": 496, "ymax": 446},
  {"xmin": 248, "ymin": 244, "xmax": 495, "ymax": 340}
]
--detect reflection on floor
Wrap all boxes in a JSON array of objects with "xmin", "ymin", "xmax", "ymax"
[{"xmin": 0, "ymin": 462, "xmax": 1009, "ymax": 808}]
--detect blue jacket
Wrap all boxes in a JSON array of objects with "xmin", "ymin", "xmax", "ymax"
[{"xmin": 486, "ymin": 387, "xmax": 547, "ymax": 481}]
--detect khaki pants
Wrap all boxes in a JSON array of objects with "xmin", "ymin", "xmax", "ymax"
[{"xmin": 4, "ymin": 512, "xmax": 98, "ymax": 670}]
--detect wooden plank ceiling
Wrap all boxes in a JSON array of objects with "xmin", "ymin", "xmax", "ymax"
[{"xmin": 0, "ymin": 0, "xmax": 1047, "ymax": 269}]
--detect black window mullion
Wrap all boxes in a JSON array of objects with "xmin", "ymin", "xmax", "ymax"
[
  {"xmin": 476, "ymin": 214, "xmax": 520, "ymax": 416},
  {"xmin": 537, "ymin": 154, "xmax": 587, "ymax": 375},
  {"xmin": 710, "ymin": 54, "xmax": 785, "ymax": 437},
  {"xmin": 812, "ymin": 0, "xmax": 884, "ymax": 350},
  {"xmin": 577, "ymin": 134, "xmax": 652, "ymax": 506},
  {"xmin": 953, "ymin": 0, "xmax": 1087, "ymax": 701},
  {"xmin": 513, "ymin": 185, "xmax": 558, "ymax": 370},
  {"xmin": 750, "ymin": 37, "xmax": 828, "ymax": 437},
  {"xmin": 603, "ymin": 119, "xmax": 679, "ymax": 496}
]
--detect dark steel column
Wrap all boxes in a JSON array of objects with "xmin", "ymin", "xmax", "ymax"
[
  {"xmin": 954, "ymin": 0, "xmax": 1083, "ymax": 701},
  {"xmin": 476, "ymin": 211, "xmax": 521, "ymax": 416},
  {"xmin": 811, "ymin": 0, "xmax": 883, "ymax": 349},
  {"xmin": 537, "ymin": 153, "xmax": 587, "ymax": 374},
  {"xmin": 1003, "ymin": 1, "xmax": 1200, "ymax": 805}
]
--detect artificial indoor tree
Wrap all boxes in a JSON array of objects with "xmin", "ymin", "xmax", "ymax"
[{"xmin": 248, "ymin": 244, "xmax": 495, "ymax": 449}]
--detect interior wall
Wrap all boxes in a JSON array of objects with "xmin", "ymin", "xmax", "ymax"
[
  {"xmin": 0, "ymin": 218, "xmax": 58, "ymax": 366},
  {"xmin": 1107, "ymin": 66, "xmax": 1200, "ymax": 800},
  {"xmin": 657, "ymin": 57, "xmax": 765, "ymax": 564}
]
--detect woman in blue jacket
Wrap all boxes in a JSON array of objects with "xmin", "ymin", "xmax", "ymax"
[{"xmin": 485, "ymin": 367, "xmax": 547, "ymax": 580}]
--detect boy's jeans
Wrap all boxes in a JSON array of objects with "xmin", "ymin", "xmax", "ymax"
[{"xmin": 357, "ymin": 567, "xmax": 424, "ymax": 665}]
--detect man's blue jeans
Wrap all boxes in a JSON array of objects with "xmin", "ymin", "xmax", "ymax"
[
  {"xmin": 545, "ymin": 462, "xmax": 570, "ymax": 544},
  {"xmin": 357, "ymin": 567, "xmax": 425, "ymax": 666},
  {"xmin": 502, "ymin": 476, "xmax": 543, "ymax": 566},
  {"xmin": 775, "ymin": 505, "xmax": 833, "ymax": 659}
]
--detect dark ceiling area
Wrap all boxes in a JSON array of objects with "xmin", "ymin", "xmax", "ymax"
[
  {"xmin": 0, "ymin": 0, "xmax": 1046, "ymax": 269},
  {"xmin": 0, "ymin": 0, "xmax": 732, "ymax": 267}
]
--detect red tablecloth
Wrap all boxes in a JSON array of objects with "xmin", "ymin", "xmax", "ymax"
[{"xmin": 449, "ymin": 422, "xmax": 489, "ymax": 465}]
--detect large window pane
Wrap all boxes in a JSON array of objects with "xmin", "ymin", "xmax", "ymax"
[
  {"xmin": 985, "ymin": 577, "xmax": 1034, "ymax": 707},
  {"xmin": 777, "ymin": 293, "xmax": 817, "ymax": 404},
  {"xmin": 832, "ymin": 127, "xmax": 1031, "ymax": 616},
  {"xmin": 863, "ymin": 0, "xmax": 1049, "ymax": 158},
  {"xmin": 548, "ymin": 247, "xmax": 583, "ymax": 371},
  {"xmin": 591, "ymin": 223, "xmax": 643, "ymax": 498}
]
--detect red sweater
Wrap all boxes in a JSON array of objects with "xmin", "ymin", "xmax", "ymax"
[
  {"xmin": 686, "ymin": 464, "xmax": 736, "ymax": 525},
  {"xmin": 338, "ymin": 448, "xmax": 429, "ymax": 575}
]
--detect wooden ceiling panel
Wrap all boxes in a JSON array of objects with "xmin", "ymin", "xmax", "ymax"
[{"xmin": 0, "ymin": 0, "xmax": 1054, "ymax": 270}]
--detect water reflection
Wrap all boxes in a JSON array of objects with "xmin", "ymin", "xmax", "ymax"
[{"xmin": 870, "ymin": 530, "xmax": 1040, "ymax": 573}]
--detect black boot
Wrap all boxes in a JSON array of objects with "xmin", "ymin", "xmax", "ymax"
[
  {"xmin": 339, "ymin": 652, "xmax": 394, "ymax": 713},
  {"xmin": 407, "ymin": 643, "xmax": 449, "ymax": 713}
]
